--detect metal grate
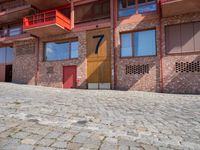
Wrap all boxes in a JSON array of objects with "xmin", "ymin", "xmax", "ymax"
[
  {"xmin": 16, "ymin": 41, "xmax": 35, "ymax": 56},
  {"xmin": 47, "ymin": 67, "xmax": 54, "ymax": 74},
  {"xmin": 126, "ymin": 64, "xmax": 149, "ymax": 75},
  {"xmin": 175, "ymin": 61, "xmax": 200, "ymax": 73}
]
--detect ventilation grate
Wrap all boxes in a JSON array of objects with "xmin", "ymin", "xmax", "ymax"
[
  {"xmin": 16, "ymin": 41, "xmax": 35, "ymax": 56},
  {"xmin": 175, "ymin": 61, "xmax": 200, "ymax": 73},
  {"xmin": 126, "ymin": 64, "xmax": 149, "ymax": 75},
  {"xmin": 47, "ymin": 67, "xmax": 54, "ymax": 74}
]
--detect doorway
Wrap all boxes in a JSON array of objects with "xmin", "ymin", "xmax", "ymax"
[
  {"xmin": 87, "ymin": 28, "xmax": 112, "ymax": 89},
  {"xmin": 5, "ymin": 65, "xmax": 12, "ymax": 82},
  {"xmin": 63, "ymin": 66, "xmax": 77, "ymax": 88}
]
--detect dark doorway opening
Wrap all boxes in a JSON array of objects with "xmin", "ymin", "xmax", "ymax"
[{"xmin": 5, "ymin": 65, "xmax": 12, "ymax": 82}]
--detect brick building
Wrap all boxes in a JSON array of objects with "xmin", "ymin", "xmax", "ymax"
[{"xmin": 0, "ymin": 0, "xmax": 200, "ymax": 94}]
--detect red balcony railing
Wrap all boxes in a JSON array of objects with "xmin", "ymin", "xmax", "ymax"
[{"xmin": 23, "ymin": 10, "xmax": 71, "ymax": 31}]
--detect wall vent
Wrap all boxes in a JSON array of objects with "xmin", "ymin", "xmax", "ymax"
[
  {"xmin": 47, "ymin": 67, "xmax": 54, "ymax": 74},
  {"xmin": 175, "ymin": 61, "xmax": 200, "ymax": 73},
  {"xmin": 126, "ymin": 64, "xmax": 149, "ymax": 75},
  {"xmin": 16, "ymin": 41, "xmax": 35, "ymax": 56}
]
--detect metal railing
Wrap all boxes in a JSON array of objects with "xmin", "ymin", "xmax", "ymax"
[{"xmin": 0, "ymin": 0, "xmax": 28, "ymax": 12}]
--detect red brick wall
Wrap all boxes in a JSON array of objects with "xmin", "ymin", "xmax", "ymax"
[
  {"xmin": 115, "ymin": 14, "xmax": 161, "ymax": 92},
  {"xmin": 38, "ymin": 31, "xmax": 87, "ymax": 89},
  {"xmin": 12, "ymin": 39, "xmax": 37, "ymax": 85},
  {"xmin": 162, "ymin": 12, "xmax": 200, "ymax": 94}
]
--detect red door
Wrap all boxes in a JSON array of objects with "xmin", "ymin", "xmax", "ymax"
[{"xmin": 63, "ymin": 66, "xmax": 77, "ymax": 88}]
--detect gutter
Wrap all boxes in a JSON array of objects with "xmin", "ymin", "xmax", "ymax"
[
  {"xmin": 30, "ymin": 34, "xmax": 39, "ymax": 85},
  {"xmin": 113, "ymin": 0, "xmax": 117, "ymax": 89},
  {"xmin": 158, "ymin": 0, "xmax": 164, "ymax": 93}
]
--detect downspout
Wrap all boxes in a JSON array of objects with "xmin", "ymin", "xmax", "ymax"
[
  {"xmin": 36, "ymin": 37, "xmax": 39, "ymax": 86},
  {"xmin": 30, "ymin": 34, "xmax": 40, "ymax": 86},
  {"xmin": 158, "ymin": 0, "xmax": 164, "ymax": 93},
  {"xmin": 113, "ymin": 0, "xmax": 117, "ymax": 89}
]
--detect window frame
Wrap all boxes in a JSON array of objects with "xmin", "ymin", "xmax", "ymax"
[
  {"xmin": 118, "ymin": 0, "xmax": 157, "ymax": 17},
  {"xmin": 44, "ymin": 39, "xmax": 79, "ymax": 62},
  {"xmin": 120, "ymin": 28, "xmax": 157, "ymax": 58}
]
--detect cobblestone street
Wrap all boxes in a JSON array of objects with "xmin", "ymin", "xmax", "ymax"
[{"xmin": 0, "ymin": 83, "xmax": 200, "ymax": 150}]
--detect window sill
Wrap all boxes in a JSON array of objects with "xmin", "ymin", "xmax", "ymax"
[
  {"xmin": 43, "ymin": 58, "xmax": 79, "ymax": 62},
  {"xmin": 166, "ymin": 51, "xmax": 200, "ymax": 56},
  {"xmin": 120, "ymin": 55, "xmax": 157, "ymax": 59}
]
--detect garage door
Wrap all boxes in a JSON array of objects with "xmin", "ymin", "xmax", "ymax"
[{"xmin": 87, "ymin": 28, "xmax": 111, "ymax": 89}]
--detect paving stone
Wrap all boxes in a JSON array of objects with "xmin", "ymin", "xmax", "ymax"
[
  {"xmin": 12, "ymin": 131, "xmax": 30, "ymax": 139},
  {"xmin": 0, "ymin": 83, "xmax": 200, "ymax": 150},
  {"xmin": 45, "ymin": 131, "xmax": 63, "ymax": 139},
  {"xmin": 36, "ymin": 138, "xmax": 55, "ymax": 147},
  {"xmin": 57, "ymin": 133, "xmax": 74, "ymax": 141},
  {"xmin": 34, "ymin": 146, "xmax": 55, "ymax": 150},
  {"xmin": 16, "ymin": 144, "xmax": 34, "ymax": 150},
  {"xmin": 100, "ymin": 143, "xmax": 118, "ymax": 150},
  {"xmin": 66, "ymin": 142, "xmax": 82, "ymax": 150},
  {"xmin": 51, "ymin": 141, "xmax": 67, "ymax": 149}
]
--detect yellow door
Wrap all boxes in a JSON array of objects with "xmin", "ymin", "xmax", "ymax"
[{"xmin": 87, "ymin": 28, "xmax": 111, "ymax": 88}]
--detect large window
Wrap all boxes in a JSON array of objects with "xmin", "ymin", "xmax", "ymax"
[
  {"xmin": 119, "ymin": 0, "xmax": 157, "ymax": 17},
  {"xmin": 0, "ymin": 47, "xmax": 13, "ymax": 64},
  {"xmin": 121, "ymin": 29, "xmax": 156, "ymax": 57},
  {"xmin": 45, "ymin": 40, "xmax": 79, "ymax": 61}
]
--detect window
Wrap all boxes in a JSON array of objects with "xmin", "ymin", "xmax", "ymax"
[
  {"xmin": 0, "ymin": 48, "xmax": 6, "ymax": 64},
  {"xmin": 121, "ymin": 33, "xmax": 133, "ymax": 57},
  {"xmin": 121, "ymin": 29, "xmax": 156, "ymax": 57},
  {"xmin": 9, "ymin": 26, "xmax": 22, "ymax": 36},
  {"xmin": 119, "ymin": 0, "xmax": 157, "ymax": 17},
  {"xmin": 6, "ymin": 47, "xmax": 14, "ymax": 64},
  {"xmin": 166, "ymin": 22, "xmax": 200, "ymax": 54},
  {"xmin": 0, "ymin": 47, "xmax": 13, "ymax": 64},
  {"xmin": 45, "ymin": 40, "xmax": 79, "ymax": 61},
  {"xmin": 71, "ymin": 41, "xmax": 79, "ymax": 59},
  {"xmin": 134, "ymin": 30, "xmax": 156, "ymax": 56},
  {"xmin": 75, "ymin": 0, "xmax": 110, "ymax": 23}
]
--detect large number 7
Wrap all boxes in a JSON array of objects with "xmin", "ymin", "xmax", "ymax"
[{"xmin": 93, "ymin": 34, "xmax": 104, "ymax": 54}]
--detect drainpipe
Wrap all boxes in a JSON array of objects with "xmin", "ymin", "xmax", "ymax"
[
  {"xmin": 158, "ymin": 0, "xmax": 164, "ymax": 93},
  {"xmin": 113, "ymin": 0, "xmax": 117, "ymax": 89},
  {"xmin": 30, "ymin": 34, "xmax": 40, "ymax": 86},
  {"xmin": 70, "ymin": 0, "xmax": 74, "ymax": 30}
]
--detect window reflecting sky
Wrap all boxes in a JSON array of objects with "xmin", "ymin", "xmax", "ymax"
[
  {"xmin": 121, "ymin": 33, "xmax": 133, "ymax": 57},
  {"xmin": 0, "ymin": 47, "xmax": 13, "ymax": 64},
  {"xmin": 45, "ymin": 41, "xmax": 79, "ymax": 61},
  {"xmin": 121, "ymin": 30, "xmax": 156, "ymax": 57},
  {"xmin": 134, "ymin": 30, "xmax": 156, "ymax": 56}
]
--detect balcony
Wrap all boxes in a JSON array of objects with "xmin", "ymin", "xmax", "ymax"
[
  {"xmin": 25, "ymin": 0, "xmax": 70, "ymax": 10},
  {"xmin": 0, "ymin": 27, "xmax": 30, "ymax": 45},
  {"xmin": 23, "ymin": 10, "xmax": 71, "ymax": 37},
  {"xmin": 0, "ymin": 0, "xmax": 35, "ymax": 23},
  {"xmin": 161, "ymin": 0, "xmax": 200, "ymax": 17}
]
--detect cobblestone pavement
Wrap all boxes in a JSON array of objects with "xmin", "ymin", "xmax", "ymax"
[{"xmin": 0, "ymin": 83, "xmax": 200, "ymax": 150}]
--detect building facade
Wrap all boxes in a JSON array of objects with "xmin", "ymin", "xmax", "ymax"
[{"xmin": 0, "ymin": 0, "xmax": 200, "ymax": 94}]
